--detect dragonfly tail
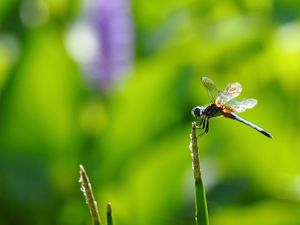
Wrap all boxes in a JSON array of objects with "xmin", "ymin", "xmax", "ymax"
[{"xmin": 230, "ymin": 114, "xmax": 272, "ymax": 138}]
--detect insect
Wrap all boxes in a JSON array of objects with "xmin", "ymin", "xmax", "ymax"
[{"xmin": 191, "ymin": 77, "xmax": 272, "ymax": 138}]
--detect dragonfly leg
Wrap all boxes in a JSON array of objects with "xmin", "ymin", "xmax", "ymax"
[
  {"xmin": 196, "ymin": 131, "xmax": 207, "ymax": 138},
  {"xmin": 205, "ymin": 119, "xmax": 209, "ymax": 133},
  {"xmin": 196, "ymin": 117, "xmax": 208, "ymax": 138},
  {"xmin": 195, "ymin": 117, "xmax": 204, "ymax": 129},
  {"xmin": 201, "ymin": 115, "xmax": 209, "ymax": 129}
]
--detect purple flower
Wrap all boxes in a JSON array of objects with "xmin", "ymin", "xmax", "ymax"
[{"xmin": 85, "ymin": 0, "xmax": 134, "ymax": 90}]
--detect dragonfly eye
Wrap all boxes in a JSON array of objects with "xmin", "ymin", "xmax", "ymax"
[{"xmin": 191, "ymin": 107, "xmax": 202, "ymax": 118}]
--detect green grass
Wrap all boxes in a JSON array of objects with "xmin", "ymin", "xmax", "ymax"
[{"xmin": 190, "ymin": 122, "xmax": 209, "ymax": 225}]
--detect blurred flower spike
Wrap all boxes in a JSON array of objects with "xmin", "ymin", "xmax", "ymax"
[{"xmin": 66, "ymin": 0, "xmax": 134, "ymax": 91}]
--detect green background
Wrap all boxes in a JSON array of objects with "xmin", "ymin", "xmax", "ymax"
[{"xmin": 1, "ymin": 0, "xmax": 300, "ymax": 225}]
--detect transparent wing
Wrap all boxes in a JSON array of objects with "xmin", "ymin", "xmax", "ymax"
[
  {"xmin": 201, "ymin": 77, "xmax": 221, "ymax": 102},
  {"xmin": 216, "ymin": 82, "xmax": 242, "ymax": 105},
  {"xmin": 225, "ymin": 98, "xmax": 257, "ymax": 113}
]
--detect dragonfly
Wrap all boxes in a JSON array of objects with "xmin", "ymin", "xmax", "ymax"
[{"xmin": 191, "ymin": 77, "xmax": 272, "ymax": 138}]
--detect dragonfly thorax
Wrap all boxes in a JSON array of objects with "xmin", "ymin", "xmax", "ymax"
[{"xmin": 192, "ymin": 104, "xmax": 223, "ymax": 120}]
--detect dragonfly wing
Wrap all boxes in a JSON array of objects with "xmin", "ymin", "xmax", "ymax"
[
  {"xmin": 225, "ymin": 98, "xmax": 257, "ymax": 113},
  {"xmin": 201, "ymin": 77, "xmax": 221, "ymax": 102},
  {"xmin": 216, "ymin": 82, "xmax": 242, "ymax": 105}
]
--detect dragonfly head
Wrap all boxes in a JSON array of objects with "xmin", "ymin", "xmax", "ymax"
[{"xmin": 191, "ymin": 106, "xmax": 205, "ymax": 119}]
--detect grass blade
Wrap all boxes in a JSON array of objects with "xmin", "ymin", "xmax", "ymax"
[
  {"xmin": 106, "ymin": 202, "xmax": 113, "ymax": 225},
  {"xmin": 190, "ymin": 122, "xmax": 209, "ymax": 225},
  {"xmin": 79, "ymin": 165, "xmax": 102, "ymax": 225}
]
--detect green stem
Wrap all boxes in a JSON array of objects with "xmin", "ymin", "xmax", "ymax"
[
  {"xmin": 106, "ymin": 202, "xmax": 113, "ymax": 225},
  {"xmin": 190, "ymin": 122, "xmax": 209, "ymax": 225}
]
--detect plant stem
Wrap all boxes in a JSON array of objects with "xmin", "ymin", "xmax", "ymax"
[
  {"xmin": 79, "ymin": 165, "xmax": 102, "ymax": 225},
  {"xmin": 106, "ymin": 202, "xmax": 113, "ymax": 225},
  {"xmin": 190, "ymin": 122, "xmax": 209, "ymax": 225}
]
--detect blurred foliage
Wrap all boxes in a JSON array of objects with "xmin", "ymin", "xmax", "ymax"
[{"xmin": 1, "ymin": 0, "xmax": 300, "ymax": 225}]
